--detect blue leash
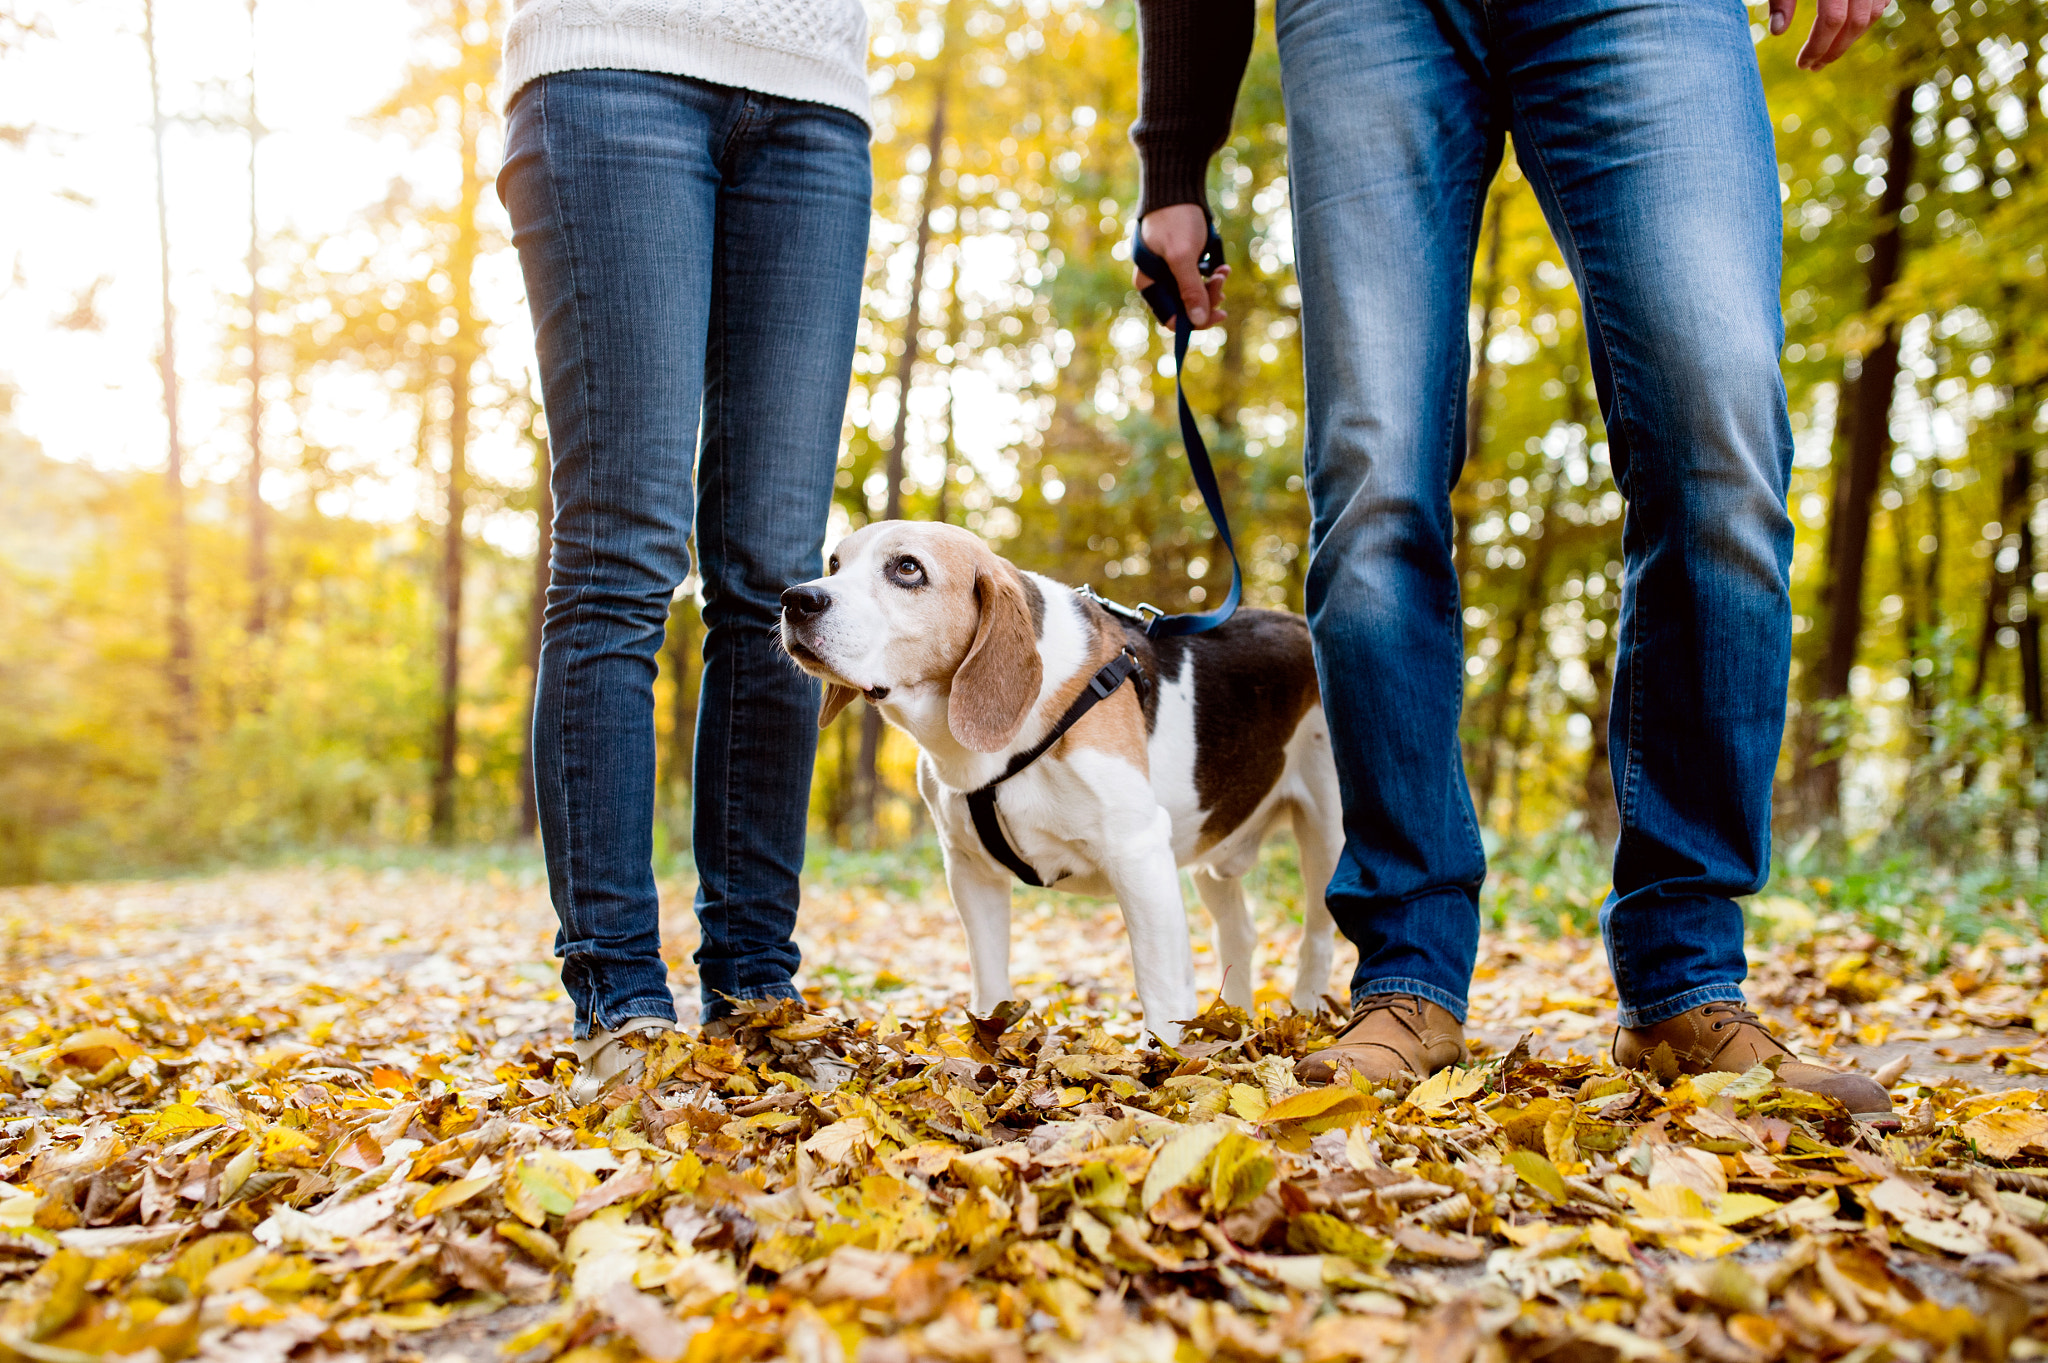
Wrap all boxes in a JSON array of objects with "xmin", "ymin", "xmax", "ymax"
[
  {"xmin": 1123, "ymin": 219, "xmax": 1242, "ymax": 639},
  {"xmin": 959, "ymin": 223, "xmax": 1243, "ymax": 888}
]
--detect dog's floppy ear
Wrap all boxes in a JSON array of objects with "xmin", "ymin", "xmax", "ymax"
[
  {"xmin": 818, "ymin": 683, "xmax": 860, "ymax": 729},
  {"xmin": 948, "ymin": 563, "xmax": 1043, "ymax": 753}
]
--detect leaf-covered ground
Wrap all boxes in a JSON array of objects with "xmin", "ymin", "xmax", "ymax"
[{"xmin": 3, "ymin": 862, "xmax": 2048, "ymax": 1363}]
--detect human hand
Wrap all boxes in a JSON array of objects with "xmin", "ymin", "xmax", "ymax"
[
  {"xmin": 1770, "ymin": 0, "xmax": 1890, "ymax": 70},
  {"xmin": 1135, "ymin": 204, "xmax": 1230, "ymax": 330}
]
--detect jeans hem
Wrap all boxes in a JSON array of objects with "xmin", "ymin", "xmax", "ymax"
[
  {"xmin": 1352, "ymin": 977, "xmax": 1469, "ymax": 1026},
  {"xmin": 578, "ymin": 995, "xmax": 679, "ymax": 1041},
  {"xmin": 1616, "ymin": 982, "xmax": 1746, "ymax": 1030}
]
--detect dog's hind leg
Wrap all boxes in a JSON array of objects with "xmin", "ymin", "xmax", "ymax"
[
  {"xmin": 945, "ymin": 856, "xmax": 1016, "ymax": 1015},
  {"xmin": 1290, "ymin": 800, "xmax": 1341, "ymax": 1015},
  {"xmin": 1191, "ymin": 866, "xmax": 1257, "ymax": 1013}
]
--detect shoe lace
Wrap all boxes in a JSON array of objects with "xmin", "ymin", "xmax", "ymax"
[
  {"xmin": 1336, "ymin": 995, "xmax": 1425, "ymax": 1044},
  {"xmin": 1698, "ymin": 1001, "xmax": 1791, "ymax": 1054}
]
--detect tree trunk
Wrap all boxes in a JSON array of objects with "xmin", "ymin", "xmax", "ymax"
[
  {"xmin": 244, "ymin": 0, "xmax": 268, "ymax": 638},
  {"xmin": 1455, "ymin": 185, "xmax": 1508, "ymax": 785},
  {"xmin": 517, "ymin": 420, "xmax": 552, "ymax": 842},
  {"xmin": 936, "ymin": 267, "xmax": 963, "ymax": 525},
  {"xmin": 1799, "ymin": 82, "xmax": 1918, "ymax": 824},
  {"xmin": 856, "ymin": 12, "xmax": 955, "ymax": 842},
  {"xmin": 143, "ymin": 0, "xmax": 194, "ymax": 750},
  {"xmin": 1974, "ymin": 438, "xmax": 2039, "ymax": 708},
  {"xmin": 430, "ymin": 83, "xmax": 486, "ymax": 844}
]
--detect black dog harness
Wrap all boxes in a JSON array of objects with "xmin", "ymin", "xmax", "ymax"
[
  {"xmin": 961, "ymin": 220, "xmax": 1234, "ymax": 887},
  {"xmin": 963, "ymin": 646, "xmax": 1150, "ymax": 887}
]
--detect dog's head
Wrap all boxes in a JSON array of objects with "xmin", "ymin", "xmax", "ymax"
[{"xmin": 779, "ymin": 521, "xmax": 1044, "ymax": 753}]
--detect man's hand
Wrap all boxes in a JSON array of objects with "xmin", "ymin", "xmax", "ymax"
[
  {"xmin": 1135, "ymin": 204, "xmax": 1230, "ymax": 330},
  {"xmin": 1771, "ymin": 0, "xmax": 1890, "ymax": 70}
]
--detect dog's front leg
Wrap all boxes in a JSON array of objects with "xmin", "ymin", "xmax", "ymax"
[
  {"xmin": 1101, "ymin": 809, "xmax": 1199, "ymax": 1047},
  {"xmin": 945, "ymin": 855, "xmax": 1016, "ymax": 1015}
]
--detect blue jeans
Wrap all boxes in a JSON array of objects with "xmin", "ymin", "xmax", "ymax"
[
  {"xmin": 1280, "ymin": 0, "xmax": 1794, "ymax": 1027},
  {"xmin": 499, "ymin": 70, "xmax": 870, "ymax": 1035}
]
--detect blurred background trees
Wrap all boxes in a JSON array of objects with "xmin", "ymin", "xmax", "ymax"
[{"xmin": 0, "ymin": 0, "xmax": 2044, "ymax": 886}]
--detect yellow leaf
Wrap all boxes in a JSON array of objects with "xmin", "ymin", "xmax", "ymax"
[
  {"xmin": 1404, "ymin": 1065, "xmax": 1487, "ymax": 1114},
  {"xmin": 1718, "ymin": 1062, "xmax": 1781, "ymax": 1102},
  {"xmin": 506, "ymin": 1151, "xmax": 598, "ymax": 1226},
  {"xmin": 170, "ymin": 1232, "xmax": 259, "ymax": 1290},
  {"xmin": 1141, "ymin": 1122, "xmax": 1228, "ymax": 1210},
  {"xmin": 1505, "ymin": 1148, "xmax": 1567, "ymax": 1203},
  {"xmin": 497, "ymin": 1220, "xmax": 561, "ymax": 1266},
  {"xmin": 1588, "ymin": 1221, "xmax": 1634, "ymax": 1263},
  {"xmin": 1664, "ymin": 1227, "xmax": 1746, "ymax": 1258},
  {"xmin": 1960, "ymin": 1109, "xmax": 2048, "ymax": 1160},
  {"xmin": 1622, "ymin": 1182, "xmax": 1709, "ymax": 1220},
  {"xmin": 801, "ymin": 1119, "xmax": 872, "ymax": 1167},
  {"xmin": 1287, "ymin": 1212, "xmax": 1390, "ymax": 1261},
  {"xmin": 261, "ymin": 1125, "xmax": 319, "ymax": 1168},
  {"xmin": 1228, "ymin": 1083, "xmax": 1269, "ymax": 1121},
  {"xmin": 415, "ymin": 1173, "xmax": 496, "ymax": 1219},
  {"xmin": 1498, "ymin": 1219, "xmax": 1562, "ymax": 1248},
  {"xmin": 54, "ymin": 1027, "xmax": 139, "ymax": 1070},
  {"xmin": 143, "ymin": 1103, "xmax": 225, "ymax": 1140},
  {"xmin": 1208, "ymin": 1130, "xmax": 1276, "ymax": 1213},
  {"xmin": 1712, "ymin": 1193, "xmax": 1782, "ymax": 1226},
  {"xmin": 219, "ymin": 1146, "xmax": 258, "ymax": 1202},
  {"xmin": 1258, "ymin": 1085, "xmax": 1373, "ymax": 1133},
  {"xmin": 1542, "ymin": 1105, "xmax": 1580, "ymax": 1172}
]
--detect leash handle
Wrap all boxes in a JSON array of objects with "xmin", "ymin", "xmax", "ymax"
[{"xmin": 1130, "ymin": 220, "xmax": 1242, "ymax": 638}]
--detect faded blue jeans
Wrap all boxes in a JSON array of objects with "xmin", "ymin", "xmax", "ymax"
[
  {"xmin": 499, "ymin": 70, "xmax": 870, "ymax": 1035},
  {"xmin": 1282, "ymin": 0, "xmax": 1794, "ymax": 1027}
]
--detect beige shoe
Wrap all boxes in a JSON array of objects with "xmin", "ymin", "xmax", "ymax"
[
  {"xmin": 1295, "ymin": 995, "xmax": 1467, "ymax": 1086},
  {"xmin": 1613, "ymin": 1001, "xmax": 1894, "ymax": 1121},
  {"xmin": 566, "ymin": 1016, "xmax": 675, "ymax": 1106}
]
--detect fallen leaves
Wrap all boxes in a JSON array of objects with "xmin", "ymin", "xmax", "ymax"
[{"xmin": 0, "ymin": 865, "xmax": 2046, "ymax": 1362}]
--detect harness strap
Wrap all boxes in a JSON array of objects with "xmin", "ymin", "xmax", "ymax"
[
  {"xmin": 964, "ymin": 648, "xmax": 1148, "ymax": 888},
  {"xmin": 1131, "ymin": 223, "xmax": 1243, "ymax": 638}
]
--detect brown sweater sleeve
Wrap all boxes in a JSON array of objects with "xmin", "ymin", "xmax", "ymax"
[{"xmin": 1131, "ymin": 0, "xmax": 1256, "ymax": 221}]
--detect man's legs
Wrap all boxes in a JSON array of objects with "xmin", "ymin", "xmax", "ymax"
[
  {"xmin": 1494, "ymin": 0, "xmax": 1793, "ymax": 1026},
  {"xmin": 501, "ymin": 70, "xmax": 733, "ymax": 1038},
  {"xmin": 1277, "ymin": 0, "xmax": 1502, "ymax": 1022},
  {"xmin": 690, "ymin": 95, "xmax": 870, "ymax": 1021}
]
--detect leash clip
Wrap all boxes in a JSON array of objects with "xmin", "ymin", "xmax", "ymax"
[{"xmin": 1076, "ymin": 583, "xmax": 1160, "ymax": 627}]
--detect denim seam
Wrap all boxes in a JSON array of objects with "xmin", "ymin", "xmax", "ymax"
[
  {"xmin": 1503, "ymin": 98, "xmax": 1646, "ymax": 1002},
  {"xmin": 717, "ymin": 90, "xmax": 760, "ymax": 175},
  {"xmin": 725, "ymin": 984, "xmax": 802, "ymax": 1001},
  {"xmin": 533, "ymin": 79, "xmax": 592, "ymax": 958},
  {"xmin": 1448, "ymin": 163, "xmax": 1495, "ymax": 872},
  {"xmin": 1352, "ymin": 977, "xmax": 1469, "ymax": 1027},
  {"xmin": 1616, "ymin": 982, "xmax": 1746, "ymax": 1031},
  {"xmin": 704, "ymin": 168, "xmax": 737, "ymax": 996},
  {"xmin": 593, "ymin": 995, "xmax": 680, "ymax": 1034}
]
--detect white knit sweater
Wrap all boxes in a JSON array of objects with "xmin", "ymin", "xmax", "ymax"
[{"xmin": 503, "ymin": 0, "xmax": 872, "ymax": 125}]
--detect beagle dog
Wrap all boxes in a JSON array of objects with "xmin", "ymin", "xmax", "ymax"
[{"xmin": 778, "ymin": 521, "xmax": 1341, "ymax": 1045}]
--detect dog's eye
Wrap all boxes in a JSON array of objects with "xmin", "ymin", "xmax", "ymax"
[
  {"xmin": 890, "ymin": 556, "xmax": 925, "ymax": 586},
  {"xmin": 828, "ymin": 556, "xmax": 839, "ymax": 574}
]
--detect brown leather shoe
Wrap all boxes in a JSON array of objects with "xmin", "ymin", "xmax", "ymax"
[
  {"xmin": 1613, "ymin": 1001, "xmax": 1894, "ymax": 1120},
  {"xmin": 1296, "ymin": 995, "xmax": 1467, "ymax": 1086}
]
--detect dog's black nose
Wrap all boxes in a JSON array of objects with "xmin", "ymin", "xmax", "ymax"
[{"xmin": 781, "ymin": 584, "xmax": 832, "ymax": 618}]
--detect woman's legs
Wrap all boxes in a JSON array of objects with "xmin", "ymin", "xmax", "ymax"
[
  {"xmin": 503, "ymin": 69, "xmax": 867, "ymax": 1037},
  {"xmin": 690, "ymin": 94, "xmax": 870, "ymax": 1020}
]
